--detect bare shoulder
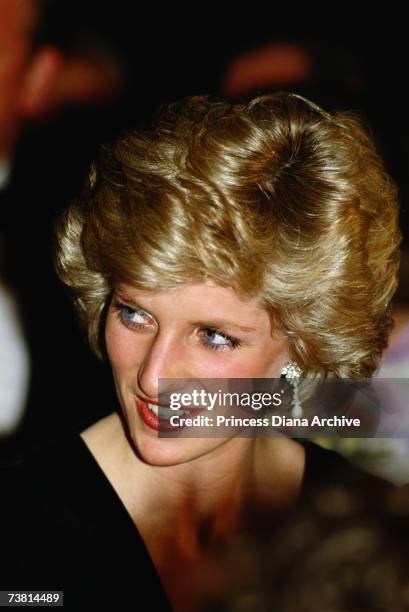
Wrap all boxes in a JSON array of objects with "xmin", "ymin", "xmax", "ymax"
[
  {"xmin": 80, "ymin": 412, "xmax": 126, "ymax": 474},
  {"xmin": 80, "ymin": 412, "xmax": 122, "ymax": 448},
  {"xmin": 80, "ymin": 413, "xmax": 149, "ymax": 527}
]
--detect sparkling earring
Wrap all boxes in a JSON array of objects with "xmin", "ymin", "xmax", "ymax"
[{"xmin": 280, "ymin": 361, "xmax": 303, "ymax": 418}]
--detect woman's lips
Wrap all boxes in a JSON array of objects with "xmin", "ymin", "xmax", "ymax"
[
  {"xmin": 135, "ymin": 396, "xmax": 203, "ymax": 432},
  {"xmin": 135, "ymin": 396, "xmax": 161, "ymax": 431}
]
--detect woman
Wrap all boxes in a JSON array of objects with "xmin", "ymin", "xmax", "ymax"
[{"xmin": 0, "ymin": 92, "xmax": 402, "ymax": 610}]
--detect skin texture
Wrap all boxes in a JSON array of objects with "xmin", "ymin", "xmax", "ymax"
[
  {"xmin": 81, "ymin": 280, "xmax": 306, "ymax": 609},
  {"xmin": 105, "ymin": 280, "xmax": 290, "ymax": 466}
]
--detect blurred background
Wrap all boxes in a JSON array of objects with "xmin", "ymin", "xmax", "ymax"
[{"xmin": 0, "ymin": 2, "xmax": 408, "ymax": 482}]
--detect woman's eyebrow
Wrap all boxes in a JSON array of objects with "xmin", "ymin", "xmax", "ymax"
[
  {"xmin": 114, "ymin": 290, "xmax": 258, "ymax": 332},
  {"xmin": 113, "ymin": 292, "xmax": 154, "ymax": 315},
  {"xmin": 191, "ymin": 319, "xmax": 257, "ymax": 333}
]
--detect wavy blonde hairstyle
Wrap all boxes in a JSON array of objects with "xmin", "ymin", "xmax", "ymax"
[{"xmin": 55, "ymin": 92, "xmax": 401, "ymax": 377}]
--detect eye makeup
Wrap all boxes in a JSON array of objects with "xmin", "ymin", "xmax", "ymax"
[{"xmin": 111, "ymin": 300, "xmax": 242, "ymax": 352}]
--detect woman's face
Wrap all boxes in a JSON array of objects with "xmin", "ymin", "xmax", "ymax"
[{"xmin": 105, "ymin": 280, "xmax": 289, "ymax": 466}]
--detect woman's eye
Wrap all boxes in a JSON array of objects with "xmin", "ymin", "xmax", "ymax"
[
  {"xmin": 114, "ymin": 302, "xmax": 153, "ymax": 329},
  {"xmin": 201, "ymin": 328, "xmax": 240, "ymax": 351}
]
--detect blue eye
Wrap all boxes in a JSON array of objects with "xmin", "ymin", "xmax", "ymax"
[
  {"xmin": 121, "ymin": 306, "xmax": 146, "ymax": 324},
  {"xmin": 112, "ymin": 299, "xmax": 241, "ymax": 351},
  {"xmin": 201, "ymin": 328, "xmax": 240, "ymax": 351},
  {"xmin": 113, "ymin": 302, "xmax": 153, "ymax": 329}
]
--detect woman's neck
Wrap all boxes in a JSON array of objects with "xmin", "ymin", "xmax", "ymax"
[
  {"xmin": 82, "ymin": 413, "xmax": 304, "ymax": 528},
  {"xmin": 81, "ymin": 411, "xmax": 306, "ymax": 610},
  {"xmin": 81, "ymin": 411, "xmax": 305, "ymax": 550}
]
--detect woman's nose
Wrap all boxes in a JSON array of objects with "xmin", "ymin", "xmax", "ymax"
[{"xmin": 137, "ymin": 333, "xmax": 186, "ymax": 400}]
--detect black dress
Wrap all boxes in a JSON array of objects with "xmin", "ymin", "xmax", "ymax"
[
  {"xmin": 0, "ymin": 430, "xmax": 397, "ymax": 611},
  {"xmin": 0, "ymin": 431, "xmax": 171, "ymax": 610}
]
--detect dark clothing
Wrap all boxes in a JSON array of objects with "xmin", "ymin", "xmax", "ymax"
[
  {"xmin": 0, "ymin": 431, "xmax": 396, "ymax": 610},
  {"xmin": 0, "ymin": 431, "xmax": 171, "ymax": 610}
]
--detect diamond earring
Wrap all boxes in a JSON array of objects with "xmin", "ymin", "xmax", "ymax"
[{"xmin": 280, "ymin": 361, "xmax": 303, "ymax": 418}]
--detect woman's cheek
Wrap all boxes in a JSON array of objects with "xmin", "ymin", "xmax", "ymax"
[
  {"xmin": 188, "ymin": 350, "xmax": 268, "ymax": 378},
  {"xmin": 206, "ymin": 344, "xmax": 287, "ymax": 378},
  {"xmin": 105, "ymin": 317, "xmax": 136, "ymax": 369}
]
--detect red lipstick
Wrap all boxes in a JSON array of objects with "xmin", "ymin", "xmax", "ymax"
[
  {"xmin": 135, "ymin": 396, "xmax": 182, "ymax": 433},
  {"xmin": 135, "ymin": 396, "xmax": 204, "ymax": 433}
]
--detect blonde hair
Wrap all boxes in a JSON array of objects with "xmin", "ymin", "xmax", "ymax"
[{"xmin": 55, "ymin": 92, "xmax": 401, "ymax": 377}]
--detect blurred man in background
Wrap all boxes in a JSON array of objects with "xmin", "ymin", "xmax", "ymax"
[
  {"xmin": 0, "ymin": 0, "xmax": 125, "ymax": 440},
  {"xmin": 0, "ymin": 0, "xmax": 125, "ymax": 178}
]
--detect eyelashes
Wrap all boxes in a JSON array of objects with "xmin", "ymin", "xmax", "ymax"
[
  {"xmin": 112, "ymin": 301, "xmax": 154, "ymax": 332},
  {"xmin": 199, "ymin": 327, "xmax": 241, "ymax": 351},
  {"xmin": 111, "ymin": 300, "xmax": 241, "ymax": 352},
  {"xmin": 113, "ymin": 302, "xmax": 151, "ymax": 329}
]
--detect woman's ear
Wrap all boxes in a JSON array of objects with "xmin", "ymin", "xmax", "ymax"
[{"xmin": 18, "ymin": 46, "xmax": 64, "ymax": 118}]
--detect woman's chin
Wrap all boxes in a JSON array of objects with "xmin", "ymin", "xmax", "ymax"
[{"xmin": 130, "ymin": 431, "xmax": 220, "ymax": 467}]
